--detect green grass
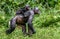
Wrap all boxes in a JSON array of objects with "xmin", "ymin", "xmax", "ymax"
[
  {"xmin": 0, "ymin": 3, "xmax": 60, "ymax": 39},
  {"xmin": 0, "ymin": 24, "xmax": 60, "ymax": 39},
  {"xmin": 0, "ymin": 8, "xmax": 60, "ymax": 39},
  {"xmin": 0, "ymin": 0, "xmax": 60, "ymax": 39}
]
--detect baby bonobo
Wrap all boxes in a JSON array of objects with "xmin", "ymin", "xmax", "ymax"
[
  {"xmin": 16, "ymin": 4, "xmax": 30, "ymax": 15},
  {"xmin": 6, "ymin": 7, "xmax": 40, "ymax": 36}
]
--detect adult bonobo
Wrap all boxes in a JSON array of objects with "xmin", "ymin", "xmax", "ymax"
[
  {"xmin": 6, "ymin": 7, "xmax": 40, "ymax": 36},
  {"xmin": 16, "ymin": 4, "xmax": 30, "ymax": 15}
]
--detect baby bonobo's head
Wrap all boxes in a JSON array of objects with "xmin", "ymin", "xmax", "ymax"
[
  {"xmin": 33, "ymin": 7, "xmax": 40, "ymax": 14},
  {"xmin": 25, "ymin": 4, "xmax": 30, "ymax": 10}
]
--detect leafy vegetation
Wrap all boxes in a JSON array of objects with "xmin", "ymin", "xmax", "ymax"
[{"xmin": 0, "ymin": 0, "xmax": 60, "ymax": 39}]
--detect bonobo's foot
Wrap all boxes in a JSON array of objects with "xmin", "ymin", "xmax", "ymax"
[
  {"xmin": 32, "ymin": 31, "xmax": 36, "ymax": 34},
  {"xmin": 6, "ymin": 30, "xmax": 12, "ymax": 34}
]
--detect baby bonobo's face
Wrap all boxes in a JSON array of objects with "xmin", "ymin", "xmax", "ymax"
[
  {"xmin": 34, "ymin": 7, "xmax": 40, "ymax": 14},
  {"xmin": 25, "ymin": 5, "xmax": 30, "ymax": 10}
]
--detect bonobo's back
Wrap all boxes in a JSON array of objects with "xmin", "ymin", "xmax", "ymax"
[{"xmin": 16, "ymin": 15, "xmax": 25, "ymax": 25}]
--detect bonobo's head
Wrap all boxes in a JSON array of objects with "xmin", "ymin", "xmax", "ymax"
[
  {"xmin": 33, "ymin": 7, "xmax": 40, "ymax": 14},
  {"xmin": 25, "ymin": 4, "xmax": 30, "ymax": 10}
]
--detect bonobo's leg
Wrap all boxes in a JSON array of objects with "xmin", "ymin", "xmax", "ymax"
[
  {"xmin": 27, "ymin": 14, "xmax": 36, "ymax": 35},
  {"xmin": 28, "ymin": 26, "xmax": 32, "ymax": 36},
  {"xmin": 6, "ymin": 17, "xmax": 16, "ymax": 34},
  {"xmin": 21, "ymin": 24, "xmax": 26, "ymax": 35},
  {"xmin": 28, "ymin": 22, "xmax": 36, "ymax": 34}
]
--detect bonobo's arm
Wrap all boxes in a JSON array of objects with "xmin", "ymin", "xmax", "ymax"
[{"xmin": 27, "ymin": 11, "xmax": 36, "ymax": 34}]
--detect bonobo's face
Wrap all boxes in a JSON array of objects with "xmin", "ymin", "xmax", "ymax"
[
  {"xmin": 34, "ymin": 7, "xmax": 40, "ymax": 14},
  {"xmin": 25, "ymin": 5, "xmax": 30, "ymax": 10}
]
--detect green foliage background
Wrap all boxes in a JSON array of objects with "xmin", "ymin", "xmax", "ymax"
[{"xmin": 0, "ymin": 0, "xmax": 60, "ymax": 39}]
